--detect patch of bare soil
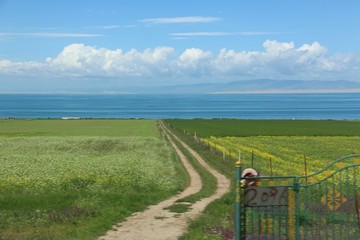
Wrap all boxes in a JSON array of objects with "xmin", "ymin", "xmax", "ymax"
[{"xmin": 98, "ymin": 122, "xmax": 230, "ymax": 240}]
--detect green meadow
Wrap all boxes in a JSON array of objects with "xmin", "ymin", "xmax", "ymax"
[
  {"xmin": 166, "ymin": 119, "xmax": 360, "ymax": 137},
  {"xmin": 0, "ymin": 119, "xmax": 158, "ymax": 137},
  {"xmin": 0, "ymin": 120, "xmax": 187, "ymax": 239}
]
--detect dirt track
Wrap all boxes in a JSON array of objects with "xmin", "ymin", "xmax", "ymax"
[{"xmin": 98, "ymin": 122, "xmax": 230, "ymax": 240}]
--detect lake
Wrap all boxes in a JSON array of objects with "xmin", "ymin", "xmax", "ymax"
[{"xmin": 0, "ymin": 93, "xmax": 359, "ymax": 119}]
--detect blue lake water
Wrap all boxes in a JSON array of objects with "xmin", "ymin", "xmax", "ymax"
[{"xmin": 0, "ymin": 93, "xmax": 359, "ymax": 119}]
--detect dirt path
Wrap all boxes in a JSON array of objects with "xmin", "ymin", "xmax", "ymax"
[{"xmin": 98, "ymin": 122, "xmax": 230, "ymax": 240}]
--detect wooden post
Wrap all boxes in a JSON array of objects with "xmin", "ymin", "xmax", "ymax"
[
  {"xmin": 304, "ymin": 155, "xmax": 308, "ymax": 184},
  {"xmin": 251, "ymin": 150, "xmax": 254, "ymax": 167},
  {"xmin": 235, "ymin": 161, "xmax": 242, "ymax": 240}
]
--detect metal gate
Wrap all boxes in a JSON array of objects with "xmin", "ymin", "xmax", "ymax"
[{"xmin": 235, "ymin": 154, "xmax": 360, "ymax": 240}]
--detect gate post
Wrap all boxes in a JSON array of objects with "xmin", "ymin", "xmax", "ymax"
[
  {"xmin": 293, "ymin": 177, "xmax": 300, "ymax": 240},
  {"xmin": 235, "ymin": 160, "xmax": 242, "ymax": 240}
]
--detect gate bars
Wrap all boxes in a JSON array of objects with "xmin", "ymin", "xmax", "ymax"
[{"xmin": 235, "ymin": 154, "xmax": 360, "ymax": 240}]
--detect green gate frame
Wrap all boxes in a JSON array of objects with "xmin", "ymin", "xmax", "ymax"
[{"xmin": 235, "ymin": 154, "xmax": 360, "ymax": 240}]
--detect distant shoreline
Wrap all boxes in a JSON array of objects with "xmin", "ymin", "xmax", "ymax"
[
  {"xmin": 210, "ymin": 89, "xmax": 360, "ymax": 94},
  {"xmin": 1, "ymin": 89, "xmax": 360, "ymax": 95}
]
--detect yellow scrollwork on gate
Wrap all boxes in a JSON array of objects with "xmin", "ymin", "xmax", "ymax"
[{"xmin": 321, "ymin": 190, "xmax": 347, "ymax": 210}]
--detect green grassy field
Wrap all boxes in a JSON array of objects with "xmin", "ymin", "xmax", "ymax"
[
  {"xmin": 166, "ymin": 119, "xmax": 360, "ymax": 137},
  {"xmin": 0, "ymin": 119, "xmax": 158, "ymax": 137},
  {"xmin": 0, "ymin": 120, "xmax": 187, "ymax": 240}
]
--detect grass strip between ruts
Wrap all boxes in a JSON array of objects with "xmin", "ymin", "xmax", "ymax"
[{"xmin": 160, "ymin": 123, "xmax": 217, "ymax": 210}]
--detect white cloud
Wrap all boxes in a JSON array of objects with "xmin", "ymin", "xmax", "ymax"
[
  {"xmin": 90, "ymin": 25, "xmax": 135, "ymax": 30},
  {"xmin": 240, "ymin": 32, "xmax": 282, "ymax": 36},
  {"xmin": 171, "ymin": 32, "xmax": 235, "ymax": 37},
  {"xmin": 140, "ymin": 16, "xmax": 221, "ymax": 24},
  {"xmin": 211, "ymin": 49, "xmax": 258, "ymax": 74},
  {"xmin": 176, "ymin": 48, "xmax": 213, "ymax": 76},
  {"xmin": 0, "ymin": 59, "xmax": 45, "ymax": 76},
  {"xmin": 46, "ymin": 44, "xmax": 175, "ymax": 77},
  {"xmin": 1, "ymin": 40, "xmax": 359, "ymax": 81},
  {"xmin": 94, "ymin": 25, "xmax": 123, "ymax": 29},
  {"xmin": 171, "ymin": 32, "xmax": 281, "ymax": 37},
  {"xmin": 263, "ymin": 40, "xmax": 295, "ymax": 53},
  {"xmin": 0, "ymin": 32, "xmax": 102, "ymax": 38}
]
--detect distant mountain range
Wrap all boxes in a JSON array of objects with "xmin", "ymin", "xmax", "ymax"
[{"xmin": 131, "ymin": 79, "xmax": 360, "ymax": 94}]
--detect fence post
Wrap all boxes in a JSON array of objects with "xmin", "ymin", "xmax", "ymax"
[
  {"xmin": 251, "ymin": 150, "xmax": 254, "ymax": 168},
  {"xmin": 235, "ymin": 160, "xmax": 242, "ymax": 240}
]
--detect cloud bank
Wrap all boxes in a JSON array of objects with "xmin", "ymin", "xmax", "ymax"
[{"xmin": 1, "ymin": 40, "xmax": 359, "ymax": 81}]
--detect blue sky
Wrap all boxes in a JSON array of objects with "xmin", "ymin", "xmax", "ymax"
[{"xmin": 0, "ymin": 0, "xmax": 360, "ymax": 93}]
